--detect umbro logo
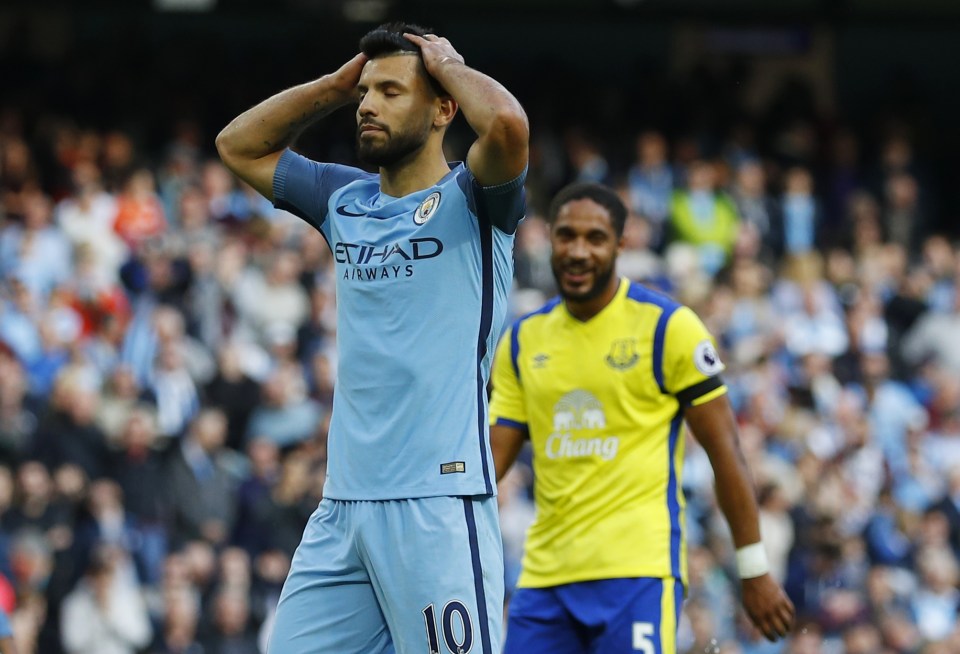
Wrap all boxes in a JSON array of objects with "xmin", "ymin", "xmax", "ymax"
[
  {"xmin": 532, "ymin": 353, "xmax": 550, "ymax": 369},
  {"xmin": 336, "ymin": 205, "xmax": 366, "ymax": 217}
]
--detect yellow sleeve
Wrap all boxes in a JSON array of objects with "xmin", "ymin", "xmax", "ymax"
[
  {"xmin": 489, "ymin": 326, "xmax": 528, "ymax": 427},
  {"xmin": 662, "ymin": 306, "xmax": 727, "ymax": 407}
]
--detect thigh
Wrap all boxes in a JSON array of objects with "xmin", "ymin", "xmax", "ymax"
[
  {"xmin": 503, "ymin": 587, "xmax": 589, "ymax": 654},
  {"xmin": 571, "ymin": 578, "xmax": 683, "ymax": 654},
  {"xmin": 268, "ymin": 500, "xmax": 394, "ymax": 654},
  {"xmin": 360, "ymin": 496, "xmax": 504, "ymax": 654}
]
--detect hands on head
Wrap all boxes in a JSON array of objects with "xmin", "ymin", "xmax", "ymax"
[
  {"xmin": 337, "ymin": 30, "xmax": 463, "ymax": 102},
  {"xmin": 333, "ymin": 53, "xmax": 369, "ymax": 101},
  {"xmin": 338, "ymin": 31, "xmax": 464, "ymax": 105},
  {"xmin": 403, "ymin": 33, "xmax": 465, "ymax": 74}
]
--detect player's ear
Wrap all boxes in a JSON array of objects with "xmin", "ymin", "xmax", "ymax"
[{"xmin": 434, "ymin": 96, "xmax": 458, "ymax": 129}]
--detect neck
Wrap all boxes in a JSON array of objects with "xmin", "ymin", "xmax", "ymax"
[
  {"xmin": 565, "ymin": 278, "xmax": 621, "ymax": 322},
  {"xmin": 378, "ymin": 141, "xmax": 449, "ymax": 197}
]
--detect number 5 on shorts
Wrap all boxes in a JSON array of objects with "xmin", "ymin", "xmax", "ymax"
[
  {"xmin": 423, "ymin": 601, "xmax": 474, "ymax": 654},
  {"xmin": 633, "ymin": 622, "xmax": 655, "ymax": 654}
]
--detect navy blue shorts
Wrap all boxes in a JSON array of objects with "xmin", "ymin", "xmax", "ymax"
[{"xmin": 504, "ymin": 577, "xmax": 684, "ymax": 654}]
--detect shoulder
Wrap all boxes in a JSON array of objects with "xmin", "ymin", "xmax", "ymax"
[
  {"xmin": 447, "ymin": 162, "xmax": 479, "ymax": 199},
  {"xmin": 622, "ymin": 281, "xmax": 712, "ymax": 347},
  {"xmin": 511, "ymin": 296, "xmax": 563, "ymax": 334},
  {"xmin": 624, "ymin": 281, "xmax": 682, "ymax": 315},
  {"xmin": 500, "ymin": 297, "xmax": 562, "ymax": 377},
  {"xmin": 276, "ymin": 150, "xmax": 376, "ymax": 195}
]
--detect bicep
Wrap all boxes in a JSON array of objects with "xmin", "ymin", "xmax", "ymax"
[
  {"xmin": 684, "ymin": 394, "xmax": 742, "ymax": 464},
  {"xmin": 466, "ymin": 119, "xmax": 529, "ymax": 189}
]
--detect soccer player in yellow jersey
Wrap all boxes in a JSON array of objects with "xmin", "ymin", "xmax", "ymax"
[{"xmin": 489, "ymin": 182, "xmax": 795, "ymax": 653}]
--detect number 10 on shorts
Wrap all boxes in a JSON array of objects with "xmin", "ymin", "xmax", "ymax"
[
  {"xmin": 423, "ymin": 601, "xmax": 474, "ymax": 654},
  {"xmin": 633, "ymin": 621, "xmax": 655, "ymax": 654}
]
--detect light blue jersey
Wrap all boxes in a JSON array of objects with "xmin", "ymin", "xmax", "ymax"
[{"xmin": 273, "ymin": 149, "xmax": 525, "ymax": 500}]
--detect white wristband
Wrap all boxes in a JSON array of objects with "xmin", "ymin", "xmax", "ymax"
[{"xmin": 736, "ymin": 542, "xmax": 770, "ymax": 579}]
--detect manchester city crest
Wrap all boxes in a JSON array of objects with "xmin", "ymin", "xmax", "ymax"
[
  {"xmin": 414, "ymin": 191, "xmax": 441, "ymax": 225},
  {"xmin": 605, "ymin": 338, "xmax": 639, "ymax": 370}
]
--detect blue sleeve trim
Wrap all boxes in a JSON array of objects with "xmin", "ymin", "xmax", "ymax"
[
  {"xmin": 625, "ymin": 281, "xmax": 681, "ymax": 395},
  {"xmin": 272, "ymin": 148, "xmax": 295, "ymax": 205},
  {"xmin": 475, "ymin": 166, "xmax": 528, "ymax": 194},
  {"xmin": 510, "ymin": 323, "xmax": 522, "ymax": 381},
  {"xmin": 467, "ymin": 166, "xmax": 528, "ymax": 235},
  {"xmin": 495, "ymin": 417, "xmax": 529, "ymax": 434},
  {"xmin": 652, "ymin": 303, "xmax": 679, "ymax": 395}
]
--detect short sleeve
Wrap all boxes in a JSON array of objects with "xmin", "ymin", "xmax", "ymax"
[
  {"xmin": 489, "ymin": 326, "xmax": 528, "ymax": 429},
  {"xmin": 462, "ymin": 167, "xmax": 527, "ymax": 235},
  {"xmin": 272, "ymin": 149, "xmax": 372, "ymax": 234},
  {"xmin": 662, "ymin": 306, "xmax": 727, "ymax": 407}
]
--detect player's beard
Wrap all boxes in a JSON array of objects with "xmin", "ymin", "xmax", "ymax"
[
  {"xmin": 552, "ymin": 257, "xmax": 617, "ymax": 304},
  {"xmin": 356, "ymin": 121, "xmax": 430, "ymax": 168}
]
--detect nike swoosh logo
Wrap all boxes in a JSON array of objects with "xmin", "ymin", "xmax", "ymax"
[{"xmin": 336, "ymin": 205, "xmax": 366, "ymax": 217}]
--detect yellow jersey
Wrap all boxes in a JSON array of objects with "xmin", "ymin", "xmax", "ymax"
[{"xmin": 489, "ymin": 278, "xmax": 727, "ymax": 588}]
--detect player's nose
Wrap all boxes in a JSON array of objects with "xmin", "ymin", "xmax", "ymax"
[
  {"xmin": 567, "ymin": 237, "xmax": 590, "ymax": 259},
  {"xmin": 358, "ymin": 94, "xmax": 377, "ymax": 117}
]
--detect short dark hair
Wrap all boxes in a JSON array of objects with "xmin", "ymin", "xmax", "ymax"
[
  {"xmin": 359, "ymin": 22, "xmax": 446, "ymax": 95},
  {"xmin": 547, "ymin": 182, "xmax": 628, "ymax": 238}
]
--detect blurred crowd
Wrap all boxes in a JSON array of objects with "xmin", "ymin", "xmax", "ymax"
[
  {"xmin": 0, "ymin": 114, "xmax": 335, "ymax": 653},
  {"xmin": 0, "ymin": 70, "xmax": 958, "ymax": 654}
]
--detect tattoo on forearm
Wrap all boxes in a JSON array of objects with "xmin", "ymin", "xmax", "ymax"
[
  {"xmin": 304, "ymin": 99, "xmax": 332, "ymax": 124},
  {"xmin": 288, "ymin": 110, "xmax": 313, "ymax": 133}
]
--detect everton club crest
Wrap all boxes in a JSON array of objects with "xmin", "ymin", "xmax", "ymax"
[{"xmin": 605, "ymin": 338, "xmax": 639, "ymax": 370}]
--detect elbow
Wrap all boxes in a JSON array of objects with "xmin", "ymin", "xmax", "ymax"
[
  {"xmin": 215, "ymin": 126, "xmax": 251, "ymax": 176},
  {"xmin": 215, "ymin": 127, "xmax": 235, "ymax": 164}
]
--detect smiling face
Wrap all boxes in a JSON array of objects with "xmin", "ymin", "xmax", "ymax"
[
  {"xmin": 355, "ymin": 54, "xmax": 439, "ymax": 167},
  {"xmin": 550, "ymin": 197, "xmax": 623, "ymax": 315}
]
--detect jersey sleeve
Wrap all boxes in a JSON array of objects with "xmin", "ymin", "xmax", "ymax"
[
  {"xmin": 489, "ymin": 326, "xmax": 528, "ymax": 429},
  {"xmin": 461, "ymin": 166, "xmax": 527, "ymax": 235},
  {"xmin": 662, "ymin": 306, "xmax": 727, "ymax": 407},
  {"xmin": 272, "ymin": 148, "xmax": 372, "ymax": 236}
]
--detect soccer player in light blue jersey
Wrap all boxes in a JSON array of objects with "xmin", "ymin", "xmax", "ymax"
[{"xmin": 216, "ymin": 22, "xmax": 528, "ymax": 654}]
